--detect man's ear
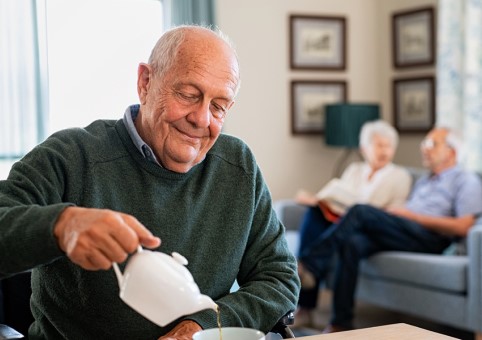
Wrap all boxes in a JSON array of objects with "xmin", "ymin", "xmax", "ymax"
[
  {"xmin": 226, "ymin": 100, "xmax": 235, "ymax": 111},
  {"xmin": 137, "ymin": 63, "xmax": 151, "ymax": 105},
  {"xmin": 449, "ymin": 147, "xmax": 458, "ymax": 160}
]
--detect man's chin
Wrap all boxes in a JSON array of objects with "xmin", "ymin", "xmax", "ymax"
[
  {"xmin": 163, "ymin": 160, "xmax": 197, "ymax": 173},
  {"xmin": 164, "ymin": 153, "xmax": 205, "ymax": 173}
]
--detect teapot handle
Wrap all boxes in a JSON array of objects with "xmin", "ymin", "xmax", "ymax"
[
  {"xmin": 113, "ymin": 245, "xmax": 144, "ymax": 286},
  {"xmin": 113, "ymin": 262, "xmax": 123, "ymax": 287}
]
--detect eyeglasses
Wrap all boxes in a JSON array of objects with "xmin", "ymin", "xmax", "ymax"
[
  {"xmin": 420, "ymin": 139, "xmax": 435, "ymax": 150},
  {"xmin": 420, "ymin": 138, "xmax": 451, "ymax": 150}
]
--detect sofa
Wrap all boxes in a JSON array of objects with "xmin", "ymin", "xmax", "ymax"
[{"xmin": 273, "ymin": 169, "xmax": 482, "ymax": 339}]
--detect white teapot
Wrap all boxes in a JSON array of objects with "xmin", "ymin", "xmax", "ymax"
[{"xmin": 113, "ymin": 246, "xmax": 217, "ymax": 326}]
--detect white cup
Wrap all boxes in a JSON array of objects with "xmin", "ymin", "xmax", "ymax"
[{"xmin": 192, "ymin": 327, "xmax": 265, "ymax": 340}]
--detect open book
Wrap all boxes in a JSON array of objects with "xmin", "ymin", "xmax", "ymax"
[
  {"xmin": 315, "ymin": 178, "xmax": 359, "ymax": 216},
  {"xmin": 296, "ymin": 178, "xmax": 359, "ymax": 220}
]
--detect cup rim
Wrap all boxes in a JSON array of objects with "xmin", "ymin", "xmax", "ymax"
[{"xmin": 193, "ymin": 327, "xmax": 265, "ymax": 338}]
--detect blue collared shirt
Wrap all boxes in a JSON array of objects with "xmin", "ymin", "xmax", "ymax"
[
  {"xmin": 406, "ymin": 166, "xmax": 482, "ymax": 217},
  {"xmin": 123, "ymin": 105, "xmax": 161, "ymax": 166}
]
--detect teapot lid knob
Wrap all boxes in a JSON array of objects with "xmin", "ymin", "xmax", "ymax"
[{"xmin": 172, "ymin": 252, "xmax": 188, "ymax": 266}]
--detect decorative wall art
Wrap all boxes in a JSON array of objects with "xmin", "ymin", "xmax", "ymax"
[
  {"xmin": 393, "ymin": 76, "xmax": 435, "ymax": 132},
  {"xmin": 289, "ymin": 15, "xmax": 347, "ymax": 70},
  {"xmin": 392, "ymin": 7, "xmax": 435, "ymax": 68},
  {"xmin": 291, "ymin": 80, "xmax": 347, "ymax": 135}
]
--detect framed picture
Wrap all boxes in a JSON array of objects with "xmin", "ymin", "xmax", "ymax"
[
  {"xmin": 392, "ymin": 7, "xmax": 435, "ymax": 68},
  {"xmin": 289, "ymin": 15, "xmax": 347, "ymax": 70},
  {"xmin": 291, "ymin": 80, "xmax": 347, "ymax": 135},
  {"xmin": 393, "ymin": 76, "xmax": 435, "ymax": 133}
]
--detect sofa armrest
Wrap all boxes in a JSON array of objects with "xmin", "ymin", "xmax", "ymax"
[
  {"xmin": 273, "ymin": 199, "xmax": 307, "ymax": 256},
  {"xmin": 467, "ymin": 219, "xmax": 482, "ymax": 331},
  {"xmin": 273, "ymin": 199, "xmax": 308, "ymax": 231}
]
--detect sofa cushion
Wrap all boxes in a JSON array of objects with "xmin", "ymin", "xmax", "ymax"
[{"xmin": 360, "ymin": 251, "xmax": 468, "ymax": 293}]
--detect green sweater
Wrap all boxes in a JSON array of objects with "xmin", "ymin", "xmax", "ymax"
[{"xmin": 0, "ymin": 119, "xmax": 300, "ymax": 339}]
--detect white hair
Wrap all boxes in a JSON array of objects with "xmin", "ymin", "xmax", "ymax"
[
  {"xmin": 359, "ymin": 120, "xmax": 399, "ymax": 149},
  {"xmin": 440, "ymin": 127, "xmax": 464, "ymax": 162}
]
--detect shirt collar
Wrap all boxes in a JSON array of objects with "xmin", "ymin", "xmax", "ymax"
[
  {"xmin": 361, "ymin": 162, "xmax": 394, "ymax": 180},
  {"xmin": 429, "ymin": 165, "xmax": 460, "ymax": 180},
  {"xmin": 123, "ymin": 105, "xmax": 161, "ymax": 166}
]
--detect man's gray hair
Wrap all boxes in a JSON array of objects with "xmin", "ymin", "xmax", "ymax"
[
  {"xmin": 147, "ymin": 25, "xmax": 240, "ymax": 95},
  {"xmin": 442, "ymin": 127, "xmax": 464, "ymax": 161},
  {"xmin": 359, "ymin": 119, "xmax": 399, "ymax": 149}
]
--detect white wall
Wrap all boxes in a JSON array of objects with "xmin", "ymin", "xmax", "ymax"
[{"xmin": 216, "ymin": 0, "xmax": 437, "ymax": 200}]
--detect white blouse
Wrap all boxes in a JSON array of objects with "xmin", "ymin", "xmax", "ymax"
[{"xmin": 339, "ymin": 162, "xmax": 412, "ymax": 208}]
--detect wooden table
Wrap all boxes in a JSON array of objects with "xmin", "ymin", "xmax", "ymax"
[{"xmin": 293, "ymin": 323, "xmax": 459, "ymax": 339}]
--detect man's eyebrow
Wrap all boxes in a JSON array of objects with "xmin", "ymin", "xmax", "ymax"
[
  {"xmin": 174, "ymin": 81, "xmax": 235, "ymax": 102},
  {"xmin": 173, "ymin": 82, "xmax": 199, "ymax": 91}
]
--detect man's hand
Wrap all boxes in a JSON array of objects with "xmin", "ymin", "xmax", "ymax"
[
  {"xmin": 386, "ymin": 206, "xmax": 475, "ymax": 236},
  {"xmin": 158, "ymin": 320, "xmax": 203, "ymax": 340},
  {"xmin": 54, "ymin": 206, "xmax": 161, "ymax": 270}
]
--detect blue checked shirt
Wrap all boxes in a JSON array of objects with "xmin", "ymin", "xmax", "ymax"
[
  {"xmin": 123, "ymin": 104, "xmax": 161, "ymax": 166},
  {"xmin": 405, "ymin": 166, "xmax": 482, "ymax": 218}
]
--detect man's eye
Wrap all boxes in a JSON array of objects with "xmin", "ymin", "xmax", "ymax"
[
  {"xmin": 178, "ymin": 92, "xmax": 197, "ymax": 101},
  {"xmin": 211, "ymin": 103, "xmax": 226, "ymax": 119}
]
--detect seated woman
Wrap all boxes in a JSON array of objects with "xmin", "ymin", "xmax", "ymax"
[{"xmin": 294, "ymin": 119, "xmax": 412, "ymax": 328}]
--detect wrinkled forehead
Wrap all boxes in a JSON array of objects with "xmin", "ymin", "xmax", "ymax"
[
  {"xmin": 370, "ymin": 134, "xmax": 392, "ymax": 143},
  {"xmin": 175, "ymin": 35, "xmax": 239, "ymax": 94},
  {"xmin": 426, "ymin": 128, "xmax": 448, "ymax": 143}
]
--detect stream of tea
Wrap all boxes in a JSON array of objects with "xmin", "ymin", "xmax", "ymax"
[{"xmin": 216, "ymin": 305, "xmax": 222, "ymax": 340}]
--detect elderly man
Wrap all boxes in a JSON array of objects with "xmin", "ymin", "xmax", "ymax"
[
  {"xmin": 0, "ymin": 26, "xmax": 299, "ymax": 339},
  {"xmin": 297, "ymin": 127, "xmax": 482, "ymax": 333}
]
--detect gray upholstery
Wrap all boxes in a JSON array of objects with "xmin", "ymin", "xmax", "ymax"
[
  {"xmin": 273, "ymin": 199, "xmax": 307, "ymax": 231},
  {"xmin": 360, "ymin": 252, "xmax": 468, "ymax": 293},
  {"xmin": 274, "ymin": 195, "xmax": 482, "ymax": 335}
]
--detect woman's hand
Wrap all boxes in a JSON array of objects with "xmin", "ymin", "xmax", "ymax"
[{"xmin": 158, "ymin": 320, "xmax": 203, "ymax": 340}]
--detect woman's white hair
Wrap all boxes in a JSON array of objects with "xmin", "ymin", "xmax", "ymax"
[
  {"xmin": 147, "ymin": 25, "xmax": 240, "ymax": 95},
  {"xmin": 359, "ymin": 119, "xmax": 399, "ymax": 149}
]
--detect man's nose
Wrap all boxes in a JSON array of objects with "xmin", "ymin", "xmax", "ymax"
[{"xmin": 189, "ymin": 100, "xmax": 211, "ymax": 128}]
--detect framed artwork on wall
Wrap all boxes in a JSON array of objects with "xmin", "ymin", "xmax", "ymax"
[
  {"xmin": 393, "ymin": 76, "xmax": 435, "ymax": 133},
  {"xmin": 290, "ymin": 80, "xmax": 347, "ymax": 135},
  {"xmin": 392, "ymin": 7, "xmax": 435, "ymax": 68},
  {"xmin": 289, "ymin": 15, "xmax": 347, "ymax": 70}
]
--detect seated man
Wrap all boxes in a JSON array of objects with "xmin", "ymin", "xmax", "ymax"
[
  {"xmin": 297, "ymin": 127, "xmax": 482, "ymax": 333},
  {"xmin": 0, "ymin": 25, "xmax": 299, "ymax": 339}
]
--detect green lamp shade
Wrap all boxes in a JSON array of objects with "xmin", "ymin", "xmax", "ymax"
[{"xmin": 325, "ymin": 103, "xmax": 380, "ymax": 148}]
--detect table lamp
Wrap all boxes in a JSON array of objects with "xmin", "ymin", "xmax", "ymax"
[{"xmin": 325, "ymin": 103, "xmax": 380, "ymax": 176}]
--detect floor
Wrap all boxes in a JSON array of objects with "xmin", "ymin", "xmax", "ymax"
[{"xmin": 290, "ymin": 290, "xmax": 474, "ymax": 340}]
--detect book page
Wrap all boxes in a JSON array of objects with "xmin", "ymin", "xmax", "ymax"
[
  {"xmin": 315, "ymin": 178, "xmax": 359, "ymax": 214},
  {"xmin": 294, "ymin": 189, "xmax": 318, "ymax": 206}
]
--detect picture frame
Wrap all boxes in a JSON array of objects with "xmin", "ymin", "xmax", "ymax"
[
  {"xmin": 393, "ymin": 76, "xmax": 435, "ymax": 133},
  {"xmin": 289, "ymin": 15, "xmax": 347, "ymax": 70},
  {"xmin": 392, "ymin": 7, "xmax": 435, "ymax": 68},
  {"xmin": 291, "ymin": 80, "xmax": 347, "ymax": 135}
]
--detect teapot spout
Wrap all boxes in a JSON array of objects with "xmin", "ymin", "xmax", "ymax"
[{"xmin": 198, "ymin": 294, "xmax": 218, "ymax": 312}]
